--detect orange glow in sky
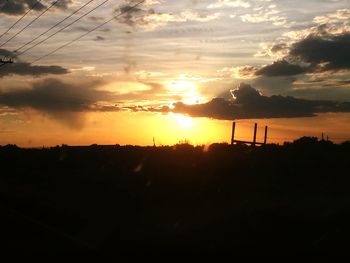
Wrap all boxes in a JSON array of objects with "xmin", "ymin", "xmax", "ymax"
[
  {"xmin": 1, "ymin": 111, "xmax": 350, "ymax": 147},
  {"xmin": 0, "ymin": 1, "xmax": 350, "ymax": 147}
]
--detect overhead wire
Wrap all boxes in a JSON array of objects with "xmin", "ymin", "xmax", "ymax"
[
  {"xmin": 14, "ymin": 0, "xmax": 96, "ymax": 53},
  {"xmin": 31, "ymin": 0, "xmax": 146, "ymax": 64},
  {"xmin": 0, "ymin": 0, "xmax": 42, "ymax": 41},
  {"xmin": 0, "ymin": 0, "xmax": 60, "ymax": 48},
  {"xmin": 16, "ymin": 0, "xmax": 110, "ymax": 57}
]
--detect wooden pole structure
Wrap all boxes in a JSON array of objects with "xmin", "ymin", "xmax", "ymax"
[
  {"xmin": 231, "ymin": 122, "xmax": 236, "ymax": 145},
  {"xmin": 0, "ymin": 58, "xmax": 13, "ymax": 64},
  {"xmin": 253, "ymin": 123, "xmax": 257, "ymax": 146},
  {"xmin": 264, "ymin": 126, "xmax": 268, "ymax": 145},
  {"xmin": 231, "ymin": 122, "xmax": 268, "ymax": 146}
]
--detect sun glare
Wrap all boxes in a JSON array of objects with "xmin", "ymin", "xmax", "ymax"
[
  {"xmin": 166, "ymin": 80, "xmax": 206, "ymax": 105},
  {"xmin": 173, "ymin": 114, "xmax": 194, "ymax": 129}
]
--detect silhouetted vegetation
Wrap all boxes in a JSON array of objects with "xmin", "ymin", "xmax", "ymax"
[{"xmin": 1, "ymin": 138, "xmax": 350, "ymax": 259}]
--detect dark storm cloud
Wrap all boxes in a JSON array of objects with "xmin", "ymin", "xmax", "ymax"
[
  {"xmin": 0, "ymin": 78, "xmax": 114, "ymax": 113},
  {"xmin": 289, "ymin": 32, "xmax": 350, "ymax": 71},
  {"xmin": 0, "ymin": 0, "xmax": 71, "ymax": 15},
  {"xmin": 1, "ymin": 49, "xmax": 68, "ymax": 77},
  {"xmin": 257, "ymin": 32, "xmax": 350, "ymax": 77},
  {"xmin": 0, "ymin": 48, "xmax": 17, "ymax": 58},
  {"xmin": 0, "ymin": 0, "xmax": 45, "ymax": 15},
  {"xmin": 0, "ymin": 80, "xmax": 168, "ymax": 116},
  {"xmin": 255, "ymin": 60, "xmax": 309, "ymax": 77},
  {"xmin": 0, "ymin": 62, "xmax": 69, "ymax": 78},
  {"xmin": 143, "ymin": 83, "xmax": 350, "ymax": 120},
  {"xmin": 0, "ymin": 78, "xmax": 120, "ymax": 129}
]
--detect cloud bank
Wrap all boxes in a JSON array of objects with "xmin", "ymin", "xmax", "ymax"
[
  {"xmin": 2, "ymin": 79, "xmax": 350, "ymax": 124},
  {"xmin": 0, "ymin": 0, "xmax": 71, "ymax": 15},
  {"xmin": 143, "ymin": 83, "xmax": 350, "ymax": 120},
  {"xmin": 0, "ymin": 78, "xmax": 116, "ymax": 128},
  {"xmin": 255, "ymin": 10, "xmax": 350, "ymax": 77},
  {"xmin": 0, "ymin": 78, "xmax": 115, "ymax": 112},
  {"xmin": 0, "ymin": 49, "xmax": 69, "ymax": 77}
]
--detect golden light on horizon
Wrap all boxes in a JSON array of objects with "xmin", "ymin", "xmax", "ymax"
[{"xmin": 3, "ymin": 111, "xmax": 350, "ymax": 147}]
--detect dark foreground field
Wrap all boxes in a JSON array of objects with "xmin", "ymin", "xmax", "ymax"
[{"xmin": 1, "ymin": 137, "xmax": 350, "ymax": 259}]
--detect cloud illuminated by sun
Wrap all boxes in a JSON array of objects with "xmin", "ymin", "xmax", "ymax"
[{"xmin": 166, "ymin": 80, "xmax": 206, "ymax": 105}]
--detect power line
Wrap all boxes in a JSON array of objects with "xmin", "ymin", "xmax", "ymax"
[
  {"xmin": 0, "ymin": 0, "xmax": 42, "ymax": 41},
  {"xmin": 31, "ymin": 0, "xmax": 146, "ymax": 64},
  {"xmin": 0, "ymin": 0, "xmax": 60, "ymax": 48},
  {"xmin": 17, "ymin": 0, "xmax": 109, "ymax": 57},
  {"xmin": 14, "ymin": 0, "xmax": 96, "ymax": 53}
]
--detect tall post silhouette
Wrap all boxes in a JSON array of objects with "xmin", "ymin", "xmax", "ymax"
[
  {"xmin": 253, "ymin": 123, "xmax": 257, "ymax": 146},
  {"xmin": 231, "ymin": 122, "xmax": 236, "ymax": 145},
  {"xmin": 231, "ymin": 122, "xmax": 268, "ymax": 146},
  {"xmin": 264, "ymin": 126, "xmax": 268, "ymax": 145}
]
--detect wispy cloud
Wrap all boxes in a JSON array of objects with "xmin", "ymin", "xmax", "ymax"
[
  {"xmin": 240, "ymin": 4, "xmax": 293, "ymax": 27},
  {"xmin": 217, "ymin": 65, "xmax": 258, "ymax": 79},
  {"xmin": 115, "ymin": 1, "xmax": 220, "ymax": 30},
  {"xmin": 208, "ymin": 0, "xmax": 251, "ymax": 9},
  {"xmin": 313, "ymin": 8, "xmax": 350, "ymax": 24}
]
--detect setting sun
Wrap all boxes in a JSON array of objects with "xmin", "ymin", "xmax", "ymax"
[
  {"xmin": 166, "ymin": 80, "xmax": 206, "ymax": 105},
  {"xmin": 2, "ymin": 0, "xmax": 350, "ymax": 256},
  {"xmin": 173, "ymin": 113, "xmax": 194, "ymax": 129}
]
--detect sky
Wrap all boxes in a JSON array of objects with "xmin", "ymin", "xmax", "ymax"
[{"xmin": 0, "ymin": 0, "xmax": 350, "ymax": 146}]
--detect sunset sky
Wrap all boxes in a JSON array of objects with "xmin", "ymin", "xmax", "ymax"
[{"xmin": 0, "ymin": 0, "xmax": 350, "ymax": 146}]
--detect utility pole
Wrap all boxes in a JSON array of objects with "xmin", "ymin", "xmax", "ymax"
[
  {"xmin": 231, "ymin": 122, "xmax": 236, "ymax": 145},
  {"xmin": 253, "ymin": 123, "xmax": 257, "ymax": 147},
  {"xmin": 0, "ymin": 57, "xmax": 13, "ymax": 69},
  {"xmin": 0, "ymin": 57, "xmax": 14, "ymax": 64},
  {"xmin": 231, "ymin": 122, "xmax": 269, "ymax": 146},
  {"xmin": 264, "ymin": 126, "xmax": 268, "ymax": 145}
]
